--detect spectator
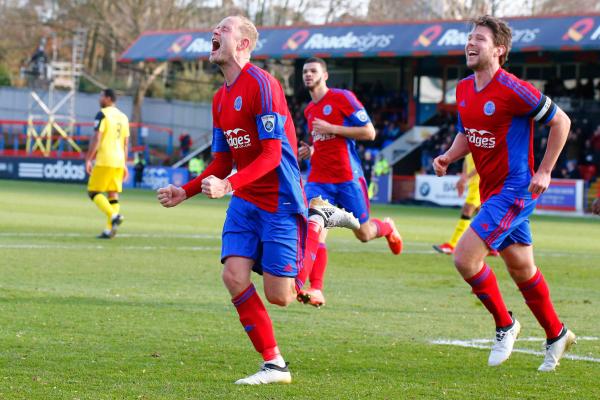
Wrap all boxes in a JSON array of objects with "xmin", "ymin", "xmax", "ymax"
[
  {"xmin": 133, "ymin": 152, "xmax": 145, "ymax": 188},
  {"xmin": 188, "ymin": 156, "xmax": 205, "ymax": 179},
  {"xmin": 179, "ymin": 132, "xmax": 192, "ymax": 157}
]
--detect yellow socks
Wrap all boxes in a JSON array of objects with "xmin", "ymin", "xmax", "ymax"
[{"xmin": 449, "ymin": 218, "xmax": 471, "ymax": 247}]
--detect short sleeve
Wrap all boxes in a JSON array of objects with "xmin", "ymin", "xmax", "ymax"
[
  {"xmin": 456, "ymin": 113, "xmax": 465, "ymax": 133},
  {"xmin": 94, "ymin": 111, "xmax": 105, "ymax": 132},
  {"xmin": 336, "ymin": 90, "xmax": 371, "ymax": 127},
  {"xmin": 498, "ymin": 73, "xmax": 556, "ymax": 123},
  {"xmin": 247, "ymin": 66, "xmax": 287, "ymax": 140}
]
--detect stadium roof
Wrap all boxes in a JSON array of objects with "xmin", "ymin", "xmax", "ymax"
[{"xmin": 118, "ymin": 14, "xmax": 600, "ymax": 63}]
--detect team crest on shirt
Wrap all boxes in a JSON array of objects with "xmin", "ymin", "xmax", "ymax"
[
  {"xmin": 483, "ymin": 101, "xmax": 495, "ymax": 116},
  {"xmin": 234, "ymin": 96, "xmax": 243, "ymax": 111},
  {"xmin": 323, "ymin": 104, "xmax": 332, "ymax": 115},
  {"xmin": 356, "ymin": 110, "xmax": 369, "ymax": 122},
  {"xmin": 261, "ymin": 114, "xmax": 275, "ymax": 133}
]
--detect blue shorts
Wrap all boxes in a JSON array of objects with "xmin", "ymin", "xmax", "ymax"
[
  {"xmin": 305, "ymin": 178, "xmax": 370, "ymax": 224},
  {"xmin": 471, "ymin": 191, "xmax": 537, "ymax": 251},
  {"xmin": 221, "ymin": 196, "xmax": 307, "ymax": 277}
]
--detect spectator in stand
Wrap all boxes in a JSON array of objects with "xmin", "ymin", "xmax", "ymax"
[
  {"xmin": 188, "ymin": 156, "xmax": 205, "ymax": 179},
  {"xmin": 133, "ymin": 152, "xmax": 145, "ymax": 188},
  {"xmin": 179, "ymin": 132, "xmax": 192, "ymax": 158}
]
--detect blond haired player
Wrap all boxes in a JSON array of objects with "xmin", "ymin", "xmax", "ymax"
[{"xmin": 86, "ymin": 89, "xmax": 129, "ymax": 239}]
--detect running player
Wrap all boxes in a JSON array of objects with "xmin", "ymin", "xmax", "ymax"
[
  {"xmin": 297, "ymin": 57, "xmax": 403, "ymax": 308},
  {"xmin": 433, "ymin": 15, "xmax": 575, "ymax": 371},
  {"xmin": 433, "ymin": 154, "xmax": 499, "ymax": 256},
  {"xmin": 85, "ymin": 88, "xmax": 129, "ymax": 239},
  {"xmin": 157, "ymin": 16, "xmax": 358, "ymax": 385}
]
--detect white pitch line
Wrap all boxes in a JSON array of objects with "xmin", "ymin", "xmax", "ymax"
[
  {"xmin": 0, "ymin": 244, "xmax": 219, "ymax": 252},
  {"xmin": 0, "ymin": 243, "xmax": 435, "ymax": 254},
  {"xmin": 430, "ymin": 337, "xmax": 600, "ymax": 363},
  {"xmin": 2, "ymin": 232, "xmax": 600, "ymax": 257}
]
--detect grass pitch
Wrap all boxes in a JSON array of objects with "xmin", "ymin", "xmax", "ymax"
[{"xmin": 1, "ymin": 179, "xmax": 599, "ymax": 399}]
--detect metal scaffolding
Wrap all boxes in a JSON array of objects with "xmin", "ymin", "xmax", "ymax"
[{"xmin": 26, "ymin": 29, "xmax": 87, "ymax": 156}]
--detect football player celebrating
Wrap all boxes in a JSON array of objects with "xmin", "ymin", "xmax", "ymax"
[
  {"xmin": 157, "ymin": 16, "xmax": 358, "ymax": 385},
  {"xmin": 433, "ymin": 15, "xmax": 575, "ymax": 371},
  {"xmin": 297, "ymin": 57, "xmax": 403, "ymax": 308}
]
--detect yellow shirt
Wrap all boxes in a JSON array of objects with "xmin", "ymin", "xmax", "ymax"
[
  {"xmin": 465, "ymin": 153, "xmax": 480, "ymax": 187},
  {"xmin": 94, "ymin": 106, "xmax": 130, "ymax": 167}
]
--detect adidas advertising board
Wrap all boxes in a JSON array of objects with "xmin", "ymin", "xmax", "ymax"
[{"xmin": 0, "ymin": 157, "xmax": 87, "ymax": 183}]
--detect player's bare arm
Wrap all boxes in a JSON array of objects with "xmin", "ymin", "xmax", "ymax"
[
  {"xmin": 312, "ymin": 118, "xmax": 376, "ymax": 141},
  {"xmin": 85, "ymin": 130, "xmax": 101, "ymax": 174},
  {"xmin": 529, "ymin": 107, "xmax": 570, "ymax": 195},
  {"xmin": 456, "ymin": 159, "xmax": 469, "ymax": 197},
  {"xmin": 433, "ymin": 133, "xmax": 470, "ymax": 176},
  {"xmin": 122, "ymin": 137, "xmax": 130, "ymax": 181}
]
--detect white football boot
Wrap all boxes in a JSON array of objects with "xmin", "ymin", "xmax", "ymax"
[
  {"xmin": 308, "ymin": 196, "xmax": 360, "ymax": 230},
  {"xmin": 538, "ymin": 328, "xmax": 576, "ymax": 372},
  {"xmin": 234, "ymin": 362, "xmax": 292, "ymax": 385},
  {"xmin": 488, "ymin": 318, "xmax": 521, "ymax": 366}
]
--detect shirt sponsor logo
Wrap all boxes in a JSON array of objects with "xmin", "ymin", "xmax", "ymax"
[
  {"xmin": 312, "ymin": 130, "xmax": 335, "ymax": 142},
  {"xmin": 261, "ymin": 114, "xmax": 275, "ymax": 133},
  {"xmin": 483, "ymin": 101, "xmax": 495, "ymax": 116},
  {"xmin": 234, "ymin": 96, "xmax": 242, "ymax": 111},
  {"xmin": 464, "ymin": 127, "xmax": 496, "ymax": 149},
  {"xmin": 323, "ymin": 104, "xmax": 332, "ymax": 116},
  {"xmin": 223, "ymin": 128, "xmax": 252, "ymax": 149}
]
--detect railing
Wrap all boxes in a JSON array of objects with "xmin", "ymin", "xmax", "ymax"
[{"xmin": 0, "ymin": 119, "xmax": 175, "ymax": 164}]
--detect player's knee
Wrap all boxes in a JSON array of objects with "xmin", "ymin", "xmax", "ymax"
[
  {"xmin": 88, "ymin": 191, "xmax": 99, "ymax": 200},
  {"xmin": 353, "ymin": 228, "xmax": 370, "ymax": 242},
  {"xmin": 453, "ymin": 252, "xmax": 470, "ymax": 273},
  {"xmin": 221, "ymin": 268, "xmax": 247, "ymax": 293},
  {"xmin": 265, "ymin": 291, "xmax": 293, "ymax": 307}
]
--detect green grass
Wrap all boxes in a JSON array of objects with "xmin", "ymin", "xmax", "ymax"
[{"xmin": 1, "ymin": 179, "xmax": 599, "ymax": 399}]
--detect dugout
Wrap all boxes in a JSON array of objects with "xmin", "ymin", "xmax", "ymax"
[{"xmin": 119, "ymin": 14, "xmax": 600, "ymax": 197}]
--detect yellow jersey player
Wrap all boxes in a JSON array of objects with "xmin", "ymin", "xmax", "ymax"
[
  {"xmin": 433, "ymin": 153, "xmax": 498, "ymax": 256},
  {"xmin": 85, "ymin": 88, "xmax": 130, "ymax": 238}
]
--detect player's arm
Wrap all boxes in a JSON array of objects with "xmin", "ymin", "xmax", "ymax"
[
  {"xmin": 456, "ymin": 158, "xmax": 468, "ymax": 197},
  {"xmin": 158, "ymin": 96, "xmax": 233, "ymax": 207},
  {"xmin": 85, "ymin": 111, "xmax": 104, "ymax": 174},
  {"xmin": 313, "ymin": 118, "xmax": 376, "ymax": 141},
  {"xmin": 433, "ymin": 133, "xmax": 470, "ymax": 177},
  {"xmin": 158, "ymin": 151, "xmax": 233, "ymax": 207},
  {"xmin": 122, "ymin": 136, "xmax": 130, "ymax": 181},
  {"xmin": 529, "ymin": 106, "xmax": 570, "ymax": 194},
  {"xmin": 202, "ymin": 80, "xmax": 289, "ymax": 199}
]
